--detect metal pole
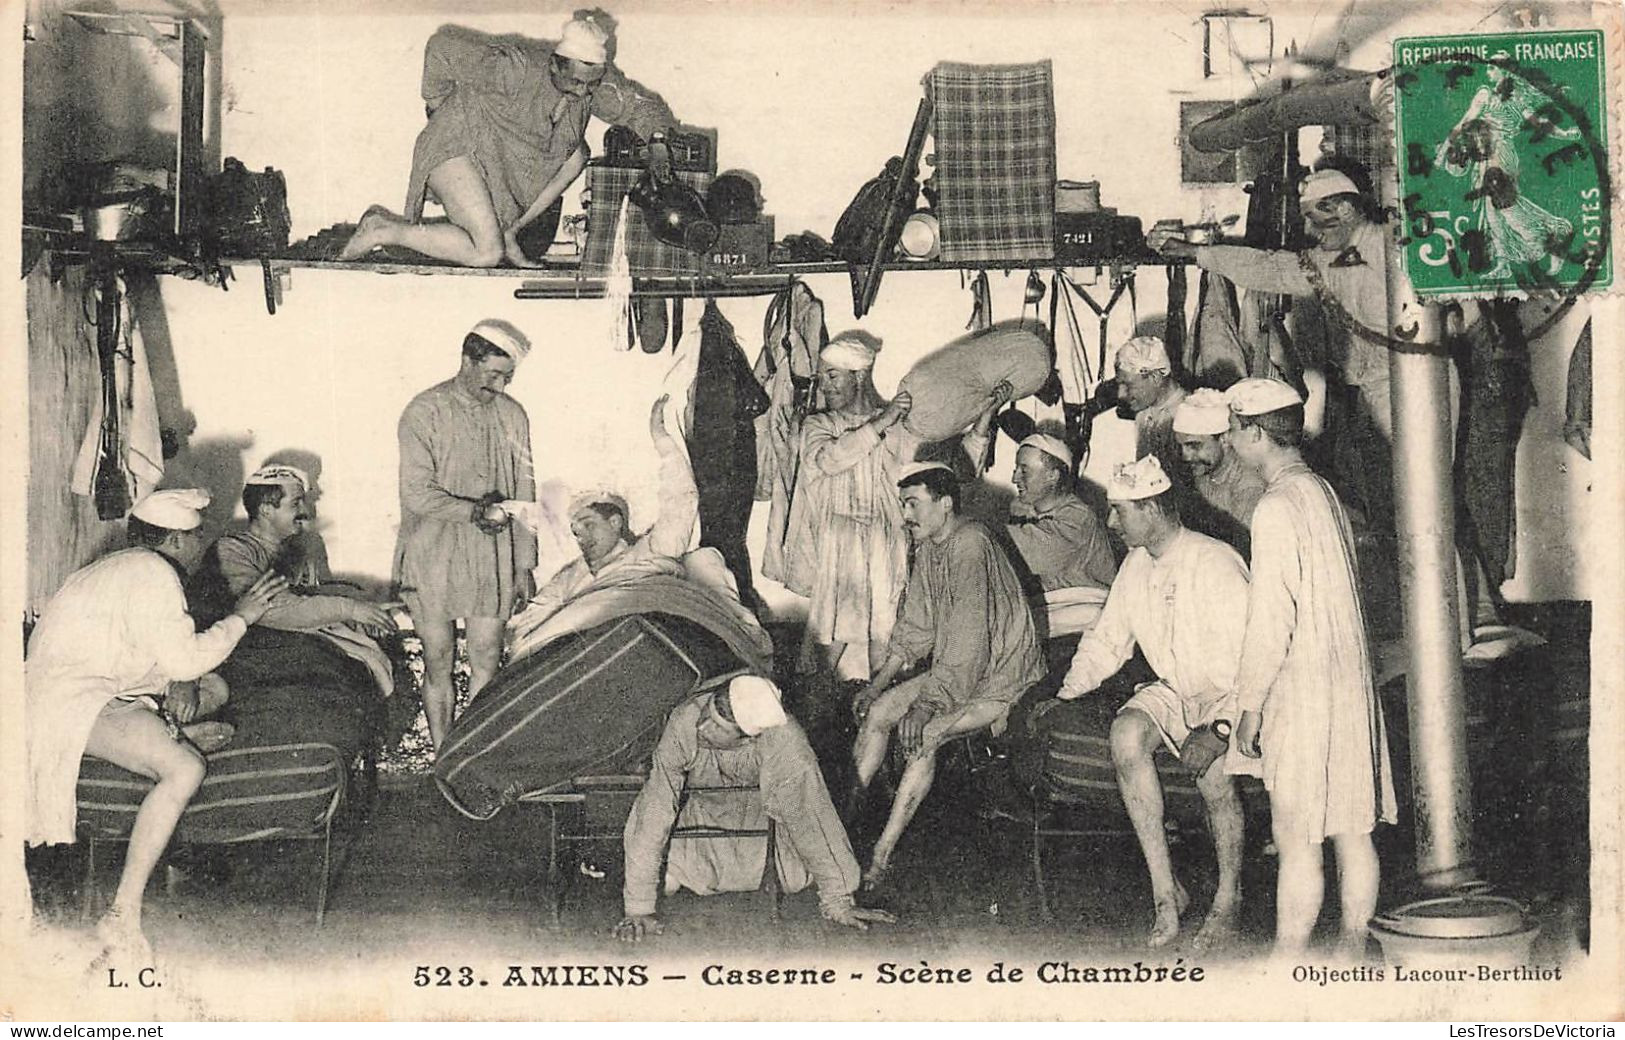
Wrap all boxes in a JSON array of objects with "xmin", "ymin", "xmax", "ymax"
[{"xmin": 1380, "ymin": 163, "xmax": 1478, "ymax": 892}]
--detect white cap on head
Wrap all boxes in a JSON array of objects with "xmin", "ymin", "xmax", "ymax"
[
  {"xmin": 1172, "ymin": 388, "xmax": 1231, "ymax": 436},
  {"xmin": 1226, "ymin": 377, "xmax": 1304, "ymax": 416},
  {"xmin": 726, "ymin": 675, "xmax": 786, "ymax": 736},
  {"xmin": 1116, "ymin": 335, "xmax": 1172, "ymax": 375},
  {"xmin": 896, "ymin": 461, "xmax": 956, "ymax": 484},
  {"xmin": 555, "ymin": 15, "xmax": 610, "ymax": 64},
  {"xmin": 1106, "ymin": 456, "xmax": 1172, "ymax": 502},
  {"xmin": 820, "ymin": 334, "xmax": 878, "ymax": 372},
  {"xmin": 470, "ymin": 319, "xmax": 531, "ymax": 363},
  {"xmin": 569, "ymin": 488, "xmax": 629, "ymax": 521},
  {"xmin": 131, "ymin": 488, "xmax": 211, "ymax": 531},
  {"xmin": 1018, "ymin": 433, "xmax": 1073, "ymax": 469},
  {"xmin": 1299, "ymin": 169, "xmax": 1360, "ymax": 206},
  {"xmin": 245, "ymin": 463, "xmax": 309, "ymax": 491}
]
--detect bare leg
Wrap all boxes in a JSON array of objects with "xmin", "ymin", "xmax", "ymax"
[
  {"xmin": 1110, "ymin": 710, "xmax": 1189, "ymax": 947},
  {"xmin": 82, "ymin": 706, "xmax": 206, "ymax": 947},
  {"xmin": 463, "ymin": 617, "xmax": 506, "ymax": 700},
  {"xmin": 852, "ymin": 714, "xmax": 892, "ymax": 790},
  {"xmin": 1274, "ymin": 837, "xmax": 1326, "ymax": 954},
  {"xmin": 866, "ymin": 701, "xmax": 1007, "ymax": 882},
  {"xmin": 1331, "ymin": 831, "xmax": 1380, "ymax": 959},
  {"xmin": 867, "ymin": 751, "xmax": 936, "ymax": 881},
  {"xmin": 1193, "ymin": 756, "xmax": 1246, "ymax": 949},
  {"xmin": 341, "ymin": 156, "xmax": 504, "ymax": 267},
  {"xmin": 415, "ymin": 615, "xmax": 457, "ymax": 751}
]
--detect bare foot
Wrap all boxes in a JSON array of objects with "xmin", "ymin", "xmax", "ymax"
[
  {"xmin": 861, "ymin": 860, "xmax": 893, "ymax": 893},
  {"xmin": 1192, "ymin": 903, "xmax": 1241, "ymax": 951},
  {"xmin": 338, "ymin": 205, "xmax": 398, "ymax": 260},
  {"xmin": 1148, "ymin": 879, "xmax": 1191, "ymax": 948},
  {"xmin": 1334, "ymin": 928, "xmax": 1371, "ymax": 962},
  {"xmin": 93, "ymin": 907, "xmax": 153, "ymax": 967}
]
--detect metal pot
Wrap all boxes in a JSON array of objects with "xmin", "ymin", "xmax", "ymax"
[
  {"xmin": 1370, "ymin": 893, "xmax": 1539, "ymax": 968},
  {"xmin": 82, "ymin": 197, "xmax": 146, "ymax": 241},
  {"xmin": 1373, "ymin": 894, "xmax": 1529, "ymax": 939},
  {"xmin": 898, "ymin": 210, "xmax": 940, "ymax": 260},
  {"xmin": 628, "ymin": 172, "xmax": 718, "ymax": 253}
]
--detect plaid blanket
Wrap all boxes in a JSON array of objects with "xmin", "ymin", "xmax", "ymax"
[
  {"xmin": 582, "ymin": 166, "xmax": 713, "ymax": 276},
  {"xmin": 925, "ymin": 61, "xmax": 1056, "ymax": 263}
]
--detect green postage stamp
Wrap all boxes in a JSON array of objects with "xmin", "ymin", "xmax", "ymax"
[{"xmin": 1393, "ymin": 30, "xmax": 1612, "ymax": 298}]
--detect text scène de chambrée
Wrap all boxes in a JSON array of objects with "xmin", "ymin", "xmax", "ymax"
[{"xmin": 490, "ymin": 962, "xmax": 1204, "ymax": 987}]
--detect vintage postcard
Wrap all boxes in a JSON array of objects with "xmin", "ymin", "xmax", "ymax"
[{"xmin": 1, "ymin": 0, "xmax": 1621, "ymax": 1023}]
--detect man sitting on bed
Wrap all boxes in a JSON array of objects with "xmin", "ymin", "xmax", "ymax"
[
  {"xmin": 849, "ymin": 463, "xmax": 1046, "ymax": 889},
  {"xmin": 961, "ymin": 385, "xmax": 1118, "ymax": 638},
  {"xmin": 192, "ymin": 464, "xmax": 399, "ymax": 696},
  {"xmin": 614, "ymin": 674, "xmax": 896, "ymax": 941},
  {"xmin": 508, "ymin": 395, "xmax": 767, "ymax": 659}
]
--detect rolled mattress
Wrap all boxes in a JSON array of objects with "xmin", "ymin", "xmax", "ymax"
[
  {"xmin": 897, "ymin": 319, "xmax": 1052, "ymax": 442},
  {"xmin": 434, "ymin": 613, "xmax": 745, "ymax": 820}
]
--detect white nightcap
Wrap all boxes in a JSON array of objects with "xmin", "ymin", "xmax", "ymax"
[
  {"xmin": 1226, "ymin": 377, "xmax": 1304, "ymax": 416},
  {"xmin": 130, "ymin": 488, "xmax": 211, "ymax": 531},
  {"xmin": 1106, "ymin": 456, "xmax": 1172, "ymax": 502}
]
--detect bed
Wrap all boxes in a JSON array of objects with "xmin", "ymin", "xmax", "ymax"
[
  {"xmin": 434, "ymin": 572, "xmax": 774, "ymax": 820},
  {"xmin": 73, "ymin": 626, "xmax": 388, "ymax": 923}
]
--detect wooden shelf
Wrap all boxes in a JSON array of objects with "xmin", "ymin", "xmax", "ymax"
[
  {"xmin": 32, "ymin": 240, "xmax": 1186, "ymax": 309},
  {"xmin": 224, "ymin": 254, "xmax": 1185, "ymax": 302}
]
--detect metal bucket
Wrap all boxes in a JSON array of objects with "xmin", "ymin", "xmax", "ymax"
[{"xmin": 1370, "ymin": 894, "xmax": 1540, "ymax": 967}]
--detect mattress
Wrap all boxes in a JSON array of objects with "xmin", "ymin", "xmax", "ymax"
[
  {"xmin": 435, "ymin": 613, "xmax": 746, "ymax": 820},
  {"xmin": 76, "ymin": 742, "xmax": 347, "ymax": 843},
  {"xmin": 1032, "ymin": 695, "xmax": 1267, "ymax": 827}
]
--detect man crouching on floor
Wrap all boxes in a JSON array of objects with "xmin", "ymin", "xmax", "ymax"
[
  {"xmin": 615, "ymin": 674, "xmax": 895, "ymax": 940},
  {"xmin": 849, "ymin": 463, "xmax": 1046, "ymax": 890}
]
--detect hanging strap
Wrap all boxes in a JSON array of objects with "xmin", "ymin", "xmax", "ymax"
[
  {"xmin": 965, "ymin": 270, "xmax": 992, "ymax": 331},
  {"xmin": 1055, "ymin": 272, "xmax": 1097, "ymax": 387}
]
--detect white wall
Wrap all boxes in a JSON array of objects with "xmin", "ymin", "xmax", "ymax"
[{"xmin": 49, "ymin": 0, "xmax": 1604, "ymax": 607}]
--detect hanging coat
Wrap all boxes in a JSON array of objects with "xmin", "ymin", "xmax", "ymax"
[
  {"xmin": 1564, "ymin": 319, "xmax": 1592, "ymax": 459},
  {"xmin": 690, "ymin": 302, "xmax": 770, "ymax": 612},
  {"xmin": 1455, "ymin": 300, "xmax": 1531, "ymax": 589},
  {"xmin": 754, "ymin": 283, "xmax": 826, "ymax": 582},
  {"xmin": 71, "ymin": 279, "xmax": 164, "ymax": 510}
]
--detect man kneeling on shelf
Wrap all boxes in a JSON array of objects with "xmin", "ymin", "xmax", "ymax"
[{"xmin": 614, "ymin": 674, "xmax": 896, "ymax": 941}]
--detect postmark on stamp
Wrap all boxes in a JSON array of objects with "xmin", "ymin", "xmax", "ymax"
[{"xmin": 1393, "ymin": 30, "xmax": 1612, "ymax": 299}]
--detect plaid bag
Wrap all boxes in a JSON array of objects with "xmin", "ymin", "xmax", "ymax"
[
  {"xmin": 925, "ymin": 61, "xmax": 1057, "ymax": 263},
  {"xmin": 582, "ymin": 166, "xmax": 714, "ymax": 276}
]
